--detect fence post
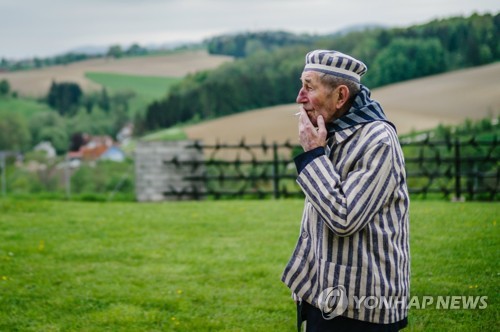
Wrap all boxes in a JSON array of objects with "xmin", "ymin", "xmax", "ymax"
[
  {"xmin": 272, "ymin": 142, "xmax": 280, "ymax": 199},
  {"xmin": 454, "ymin": 138, "xmax": 462, "ymax": 201}
]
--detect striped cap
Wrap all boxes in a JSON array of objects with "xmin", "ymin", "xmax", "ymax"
[{"xmin": 304, "ymin": 50, "xmax": 367, "ymax": 83}]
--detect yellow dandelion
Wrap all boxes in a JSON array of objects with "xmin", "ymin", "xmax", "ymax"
[
  {"xmin": 177, "ymin": 289, "xmax": 183, "ymax": 295},
  {"xmin": 1, "ymin": 276, "xmax": 8, "ymax": 281},
  {"xmin": 38, "ymin": 240, "xmax": 45, "ymax": 252},
  {"xmin": 171, "ymin": 317, "xmax": 176, "ymax": 321}
]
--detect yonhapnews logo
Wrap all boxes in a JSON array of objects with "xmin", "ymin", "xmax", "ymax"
[
  {"xmin": 317, "ymin": 285, "xmax": 349, "ymax": 319},
  {"xmin": 317, "ymin": 285, "xmax": 489, "ymax": 320}
]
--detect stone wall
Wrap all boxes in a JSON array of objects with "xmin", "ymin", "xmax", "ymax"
[{"xmin": 134, "ymin": 141, "xmax": 205, "ymax": 201}]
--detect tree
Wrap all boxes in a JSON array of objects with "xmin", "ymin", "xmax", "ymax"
[
  {"xmin": 110, "ymin": 92, "xmax": 131, "ymax": 136},
  {"xmin": 0, "ymin": 112, "xmax": 31, "ymax": 151},
  {"xmin": 370, "ymin": 38, "xmax": 447, "ymax": 86},
  {"xmin": 69, "ymin": 132, "xmax": 87, "ymax": 152},
  {"xmin": 67, "ymin": 108, "xmax": 114, "ymax": 137},
  {"xmin": 38, "ymin": 126, "xmax": 69, "ymax": 154},
  {"xmin": 46, "ymin": 81, "xmax": 83, "ymax": 116},
  {"xmin": 81, "ymin": 94, "xmax": 95, "ymax": 114},
  {"xmin": 126, "ymin": 43, "xmax": 147, "ymax": 56},
  {"xmin": 244, "ymin": 39, "xmax": 265, "ymax": 57},
  {"xmin": 107, "ymin": 45, "xmax": 124, "ymax": 58},
  {"xmin": 29, "ymin": 111, "xmax": 66, "ymax": 150},
  {"xmin": 98, "ymin": 88, "xmax": 111, "ymax": 112},
  {"xmin": 0, "ymin": 79, "xmax": 10, "ymax": 96}
]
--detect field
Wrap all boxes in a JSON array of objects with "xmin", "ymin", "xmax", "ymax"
[
  {"xmin": 0, "ymin": 50, "xmax": 232, "ymax": 119},
  {"xmin": 84, "ymin": 73, "xmax": 181, "ymax": 101},
  {"xmin": 85, "ymin": 72, "xmax": 183, "ymax": 115},
  {"xmin": 0, "ymin": 199, "xmax": 497, "ymax": 331},
  {"xmin": 184, "ymin": 62, "xmax": 500, "ymax": 144},
  {"xmin": 0, "ymin": 97, "xmax": 53, "ymax": 119},
  {"xmin": 0, "ymin": 50, "xmax": 232, "ymax": 97}
]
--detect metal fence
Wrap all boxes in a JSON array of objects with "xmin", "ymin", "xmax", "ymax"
[
  {"xmin": 0, "ymin": 136, "xmax": 497, "ymax": 201},
  {"xmin": 162, "ymin": 140, "xmax": 301, "ymax": 199},
  {"xmin": 401, "ymin": 135, "xmax": 498, "ymax": 200},
  {"xmin": 162, "ymin": 136, "xmax": 499, "ymax": 201}
]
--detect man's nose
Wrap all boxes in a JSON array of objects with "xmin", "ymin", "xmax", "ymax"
[{"xmin": 296, "ymin": 88, "xmax": 307, "ymax": 104}]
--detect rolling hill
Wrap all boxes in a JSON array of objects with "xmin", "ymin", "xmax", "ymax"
[
  {"xmin": 184, "ymin": 62, "xmax": 500, "ymax": 144},
  {"xmin": 1, "ymin": 49, "xmax": 498, "ymax": 147},
  {"xmin": 0, "ymin": 50, "xmax": 233, "ymax": 97}
]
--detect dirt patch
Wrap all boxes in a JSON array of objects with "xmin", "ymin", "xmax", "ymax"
[
  {"xmin": 185, "ymin": 104, "xmax": 299, "ymax": 145},
  {"xmin": 373, "ymin": 62, "xmax": 500, "ymax": 134}
]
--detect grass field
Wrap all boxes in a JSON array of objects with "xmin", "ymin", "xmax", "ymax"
[
  {"xmin": 0, "ymin": 50, "xmax": 232, "ymax": 98},
  {"xmin": 0, "ymin": 96, "xmax": 53, "ymax": 119},
  {"xmin": 0, "ymin": 200, "xmax": 497, "ymax": 331},
  {"xmin": 85, "ymin": 72, "xmax": 181, "ymax": 100},
  {"xmin": 140, "ymin": 128, "xmax": 188, "ymax": 141},
  {"xmin": 85, "ymin": 72, "xmax": 182, "ymax": 116}
]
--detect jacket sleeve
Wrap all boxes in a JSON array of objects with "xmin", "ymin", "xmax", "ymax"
[
  {"xmin": 294, "ymin": 146, "xmax": 325, "ymax": 173},
  {"xmin": 296, "ymin": 138, "xmax": 396, "ymax": 237}
]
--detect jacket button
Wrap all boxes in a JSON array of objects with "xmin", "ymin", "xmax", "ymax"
[{"xmin": 301, "ymin": 231, "xmax": 309, "ymax": 239}]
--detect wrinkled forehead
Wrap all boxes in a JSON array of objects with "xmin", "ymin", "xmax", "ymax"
[{"xmin": 300, "ymin": 70, "xmax": 322, "ymax": 83}]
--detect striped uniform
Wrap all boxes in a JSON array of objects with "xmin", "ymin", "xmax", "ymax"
[{"xmin": 281, "ymin": 119, "xmax": 410, "ymax": 324}]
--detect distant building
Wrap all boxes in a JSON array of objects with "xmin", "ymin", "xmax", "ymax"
[
  {"xmin": 99, "ymin": 146, "xmax": 126, "ymax": 162},
  {"xmin": 117, "ymin": 123, "xmax": 134, "ymax": 145},
  {"xmin": 67, "ymin": 135, "xmax": 124, "ymax": 162},
  {"xmin": 34, "ymin": 141, "xmax": 56, "ymax": 158}
]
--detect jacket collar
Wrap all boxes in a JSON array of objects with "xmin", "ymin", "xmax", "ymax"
[
  {"xmin": 332, "ymin": 124, "xmax": 363, "ymax": 144},
  {"xmin": 326, "ymin": 84, "xmax": 395, "ymax": 143}
]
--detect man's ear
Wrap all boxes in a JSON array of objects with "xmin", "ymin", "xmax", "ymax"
[{"xmin": 336, "ymin": 85, "xmax": 350, "ymax": 109}]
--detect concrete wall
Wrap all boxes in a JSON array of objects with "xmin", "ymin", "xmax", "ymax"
[{"xmin": 134, "ymin": 141, "xmax": 205, "ymax": 201}]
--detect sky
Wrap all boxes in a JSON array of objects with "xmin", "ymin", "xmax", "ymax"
[{"xmin": 1, "ymin": 0, "xmax": 498, "ymax": 60}]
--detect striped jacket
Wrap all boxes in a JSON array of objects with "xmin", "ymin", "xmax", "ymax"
[{"xmin": 281, "ymin": 120, "xmax": 410, "ymax": 324}]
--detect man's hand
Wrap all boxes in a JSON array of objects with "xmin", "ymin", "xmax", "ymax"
[{"xmin": 298, "ymin": 108, "xmax": 327, "ymax": 151}]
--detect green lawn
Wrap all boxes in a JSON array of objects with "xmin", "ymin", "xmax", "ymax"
[{"xmin": 0, "ymin": 200, "xmax": 497, "ymax": 331}]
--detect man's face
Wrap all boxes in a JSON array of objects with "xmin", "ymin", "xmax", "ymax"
[{"xmin": 296, "ymin": 71, "xmax": 340, "ymax": 127}]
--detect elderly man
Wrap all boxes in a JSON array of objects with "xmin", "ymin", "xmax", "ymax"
[{"xmin": 282, "ymin": 50, "xmax": 410, "ymax": 332}]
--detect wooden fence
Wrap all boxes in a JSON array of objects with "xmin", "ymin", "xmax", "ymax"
[{"xmin": 159, "ymin": 135, "xmax": 499, "ymax": 201}]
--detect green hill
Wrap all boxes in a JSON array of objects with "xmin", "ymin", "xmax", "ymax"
[
  {"xmin": 85, "ymin": 72, "xmax": 182, "ymax": 115},
  {"xmin": 85, "ymin": 72, "xmax": 181, "ymax": 100},
  {"xmin": 0, "ymin": 96, "xmax": 52, "ymax": 118}
]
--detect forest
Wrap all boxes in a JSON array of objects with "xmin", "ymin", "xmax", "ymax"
[{"xmin": 142, "ymin": 13, "xmax": 499, "ymax": 131}]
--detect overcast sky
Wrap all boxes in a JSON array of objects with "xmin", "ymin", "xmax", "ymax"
[{"xmin": 1, "ymin": 0, "xmax": 498, "ymax": 59}]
